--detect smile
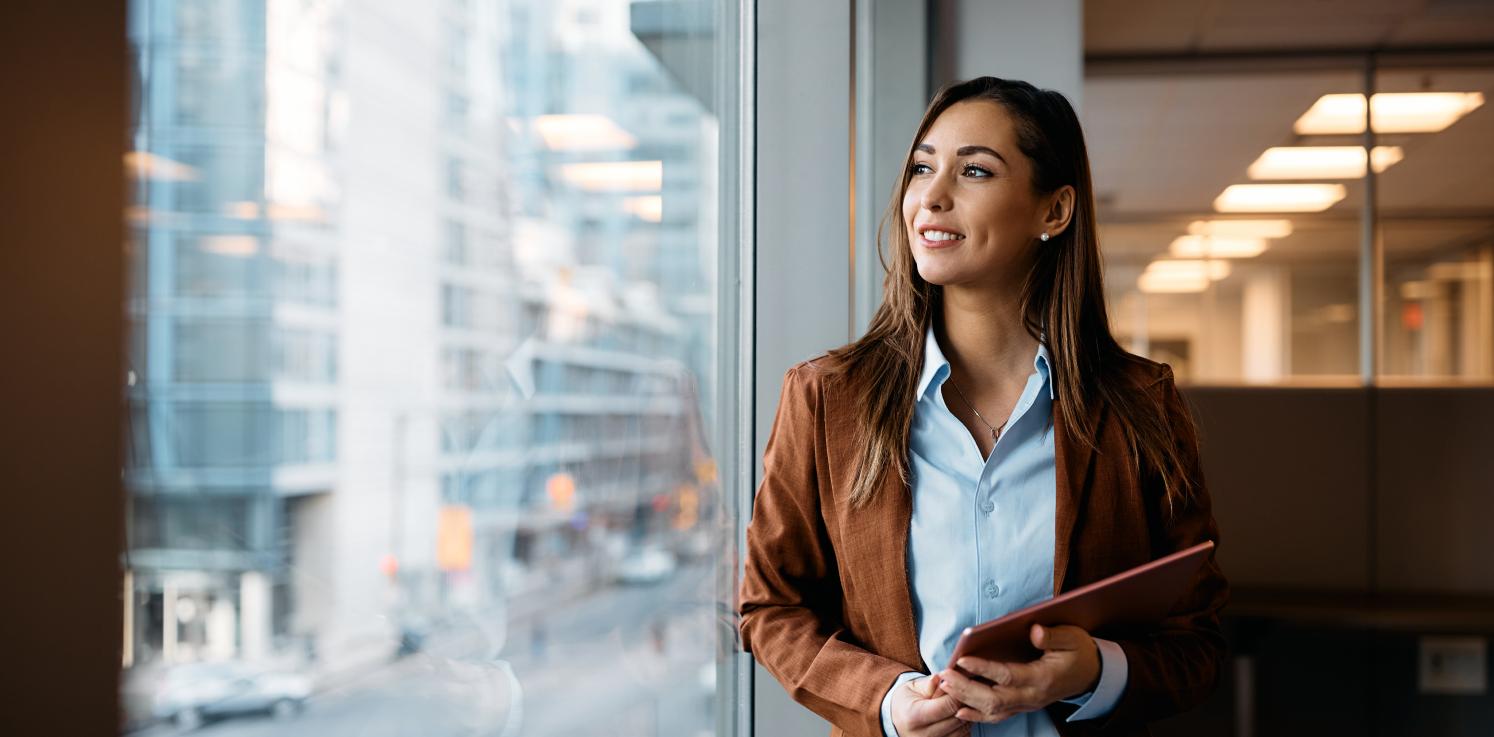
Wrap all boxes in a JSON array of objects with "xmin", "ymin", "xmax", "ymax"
[{"xmin": 915, "ymin": 224, "xmax": 966, "ymax": 247}]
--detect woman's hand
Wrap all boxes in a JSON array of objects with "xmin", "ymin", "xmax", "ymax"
[
  {"xmin": 934, "ymin": 624, "xmax": 1100, "ymax": 725},
  {"xmin": 890, "ymin": 675, "xmax": 971, "ymax": 737}
]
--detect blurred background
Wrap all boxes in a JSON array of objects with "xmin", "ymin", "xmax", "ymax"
[{"xmin": 1, "ymin": 1, "xmax": 1491, "ymax": 736}]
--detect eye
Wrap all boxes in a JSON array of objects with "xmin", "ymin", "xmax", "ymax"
[
  {"xmin": 910, "ymin": 162, "xmax": 932, "ymax": 176},
  {"xmin": 962, "ymin": 164, "xmax": 993, "ymax": 178}
]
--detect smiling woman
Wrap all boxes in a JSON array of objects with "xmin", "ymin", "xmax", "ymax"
[{"xmin": 738, "ymin": 77, "xmax": 1229, "ymax": 737}]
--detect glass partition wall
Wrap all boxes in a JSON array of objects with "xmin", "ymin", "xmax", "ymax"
[
  {"xmin": 121, "ymin": 1, "xmax": 749, "ymax": 735},
  {"xmin": 1377, "ymin": 64, "xmax": 1494, "ymax": 383},
  {"xmin": 1089, "ymin": 55, "xmax": 1494, "ymax": 387}
]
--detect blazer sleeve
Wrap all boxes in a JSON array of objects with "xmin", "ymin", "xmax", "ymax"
[
  {"xmin": 738, "ymin": 364, "xmax": 914, "ymax": 737},
  {"xmin": 1087, "ymin": 367, "xmax": 1231, "ymax": 730}
]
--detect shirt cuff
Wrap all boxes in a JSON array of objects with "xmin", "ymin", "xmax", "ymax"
[
  {"xmin": 879, "ymin": 671, "xmax": 925, "ymax": 737},
  {"xmin": 1061, "ymin": 637, "xmax": 1129, "ymax": 722}
]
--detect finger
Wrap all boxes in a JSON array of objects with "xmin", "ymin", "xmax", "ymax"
[
  {"xmin": 956, "ymin": 655, "xmax": 1044, "ymax": 688},
  {"xmin": 908, "ymin": 692, "xmax": 961, "ymax": 725},
  {"xmin": 977, "ymin": 686, "xmax": 1042, "ymax": 717},
  {"xmin": 908, "ymin": 675, "xmax": 937, "ymax": 699},
  {"xmin": 935, "ymin": 669, "xmax": 994, "ymax": 713},
  {"xmin": 953, "ymin": 656, "xmax": 1012, "ymax": 685},
  {"xmin": 1031, "ymin": 623, "xmax": 1084, "ymax": 651},
  {"xmin": 955, "ymin": 706, "xmax": 1019, "ymax": 724},
  {"xmin": 992, "ymin": 662, "xmax": 1049, "ymax": 710},
  {"xmin": 994, "ymin": 657, "xmax": 1043, "ymax": 687},
  {"xmin": 921, "ymin": 714, "xmax": 970, "ymax": 737}
]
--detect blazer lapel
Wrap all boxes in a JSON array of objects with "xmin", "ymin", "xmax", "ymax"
[
  {"xmin": 839, "ymin": 461, "xmax": 924, "ymax": 669},
  {"xmin": 1052, "ymin": 396, "xmax": 1103, "ymax": 595}
]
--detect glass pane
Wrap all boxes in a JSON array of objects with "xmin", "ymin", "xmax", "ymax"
[
  {"xmin": 122, "ymin": 1, "xmax": 738, "ymax": 735},
  {"xmin": 1376, "ymin": 65, "xmax": 1494, "ymax": 382},
  {"xmin": 1087, "ymin": 71, "xmax": 1366, "ymax": 384}
]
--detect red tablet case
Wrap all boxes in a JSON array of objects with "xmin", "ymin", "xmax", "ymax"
[{"xmin": 943, "ymin": 540, "xmax": 1216, "ymax": 674}]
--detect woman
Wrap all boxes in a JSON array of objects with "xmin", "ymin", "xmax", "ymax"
[{"xmin": 737, "ymin": 77, "xmax": 1229, "ymax": 737}]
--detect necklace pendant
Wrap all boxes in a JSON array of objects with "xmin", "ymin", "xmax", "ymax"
[{"xmin": 990, "ymin": 427, "xmax": 999, "ymax": 441}]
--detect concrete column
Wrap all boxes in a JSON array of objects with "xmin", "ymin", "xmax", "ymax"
[
  {"xmin": 240, "ymin": 570, "xmax": 272, "ymax": 661},
  {"xmin": 123, "ymin": 570, "xmax": 134, "ymax": 668},
  {"xmin": 208, "ymin": 596, "xmax": 238, "ymax": 661},
  {"xmin": 1464, "ymin": 247, "xmax": 1494, "ymax": 377},
  {"xmin": 1243, "ymin": 268, "xmax": 1289, "ymax": 383},
  {"xmin": 162, "ymin": 579, "xmax": 178, "ymax": 663}
]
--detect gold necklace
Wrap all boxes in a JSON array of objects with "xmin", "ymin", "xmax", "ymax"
[{"xmin": 946, "ymin": 376, "xmax": 1007, "ymax": 441}]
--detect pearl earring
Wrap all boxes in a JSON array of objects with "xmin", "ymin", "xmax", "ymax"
[{"xmin": 1040, "ymin": 232, "xmax": 1050, "ymax": 242}]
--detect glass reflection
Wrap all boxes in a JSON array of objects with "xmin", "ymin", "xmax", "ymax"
[{"xmin": 1088, "ymin": 71, "xmax": 1366, "ymax": 384}]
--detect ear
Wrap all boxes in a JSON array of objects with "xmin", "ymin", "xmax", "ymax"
[{"xmin": 1040, "ymin": 185, "xmax": 1076, "ymax": 240}]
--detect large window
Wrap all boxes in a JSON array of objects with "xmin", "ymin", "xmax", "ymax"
[{"xmin": 122, "ymin": 1, "xmax": 744, "ymax": 735}]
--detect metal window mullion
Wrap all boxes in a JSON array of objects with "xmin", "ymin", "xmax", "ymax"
[
  {"xmin": 1360, "ymin": 54, "xmax": 1382, "ymax": 385},
  {"xmin": 722, "ymin": 1, "xmax": 756, "ymax": 737}
]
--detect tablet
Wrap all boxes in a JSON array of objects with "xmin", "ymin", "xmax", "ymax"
[{"xmin": 938, "ymin": 540, "xmax": 1215, "ymax": 681}]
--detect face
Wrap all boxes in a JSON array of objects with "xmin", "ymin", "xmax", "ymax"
[{"xmin": 902, "ymin": 100, "xmax": 1059, "ymax": 291}]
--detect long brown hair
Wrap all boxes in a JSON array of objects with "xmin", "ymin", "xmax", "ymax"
[{"xmin": 820, "ymin": 76, "xmax": 1196, "ymax": 514}]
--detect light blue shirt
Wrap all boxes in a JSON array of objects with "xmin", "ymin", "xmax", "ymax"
[{"xmin": 880, "ymin": 325, "xmax": 1128, "ymax": 736}]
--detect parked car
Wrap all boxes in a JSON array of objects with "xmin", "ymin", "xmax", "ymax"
[
  {"xmin": 615, "ymin": 546, "xmax": 678, "ymax": 585},
  {"xmin": 151, "ymin": 660, "xmax": 312, "ymax": 729}
]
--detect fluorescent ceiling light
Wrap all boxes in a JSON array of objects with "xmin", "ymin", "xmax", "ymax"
[
  {"xmin": 623, "ymin": 195, "xmax": 662, "ymax": 222},
  {"xmin": 1146, "ymin": 259, "xmax": 1232, "ymax": 281},
  {"xmin": 1169, "ymin": 235, "xmax": 1268, "ymax": 259},
  {"xmin": 1426, "ymin": 261, "xmax": 1483, "ymax": 281},
  {"xmin": 1247, "ymin": 146, "xmax": 1403, "ymax": 179},
  {"xmin": 1138, "ymin": 271, "xmax": 1208, "ymax": 293},
  {"xmin": 1187, "ymin": 219, "xmax": 1294, "ymax": 239},
  {"xmin": 559, "ymin": 161, "xmax": 663, "ymax": 192},
  {"xmin": 1214, "ymin": 183, "xmax": 1346, "ymax": 213},
  {"xmin": 1138, "ymin": 259, "xmax": 1231, "ymax": 294},
  {"xmin": 534, "ymin": 114, "xmax": 638, "ymax": 151},
  {"xmin": 1294, "ymin": 92, "xmax": 1485, "ymax": 135},
  {"xmin": 125, "ymin": 151, "xmax": 198, "ymax": 181}
]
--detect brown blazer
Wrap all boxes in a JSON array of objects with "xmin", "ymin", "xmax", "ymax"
[{"xmin": 738, "ymin": 356, "xmax": 1229, "ymax": 737}]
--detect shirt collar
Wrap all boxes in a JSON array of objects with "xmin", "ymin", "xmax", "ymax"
[{"xmin": 916, "ymin": 323, "xmax": 1055, "ymax": 402}]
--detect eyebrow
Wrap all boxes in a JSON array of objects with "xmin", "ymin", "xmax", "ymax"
[{"xmin": 915, "ymin": 143, "xmax": 1007, "ymax": 165}]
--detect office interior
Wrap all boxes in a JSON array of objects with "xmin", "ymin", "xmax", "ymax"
[{"xmin": 1, "ymin": 0, "xmax": 1492, "ymax": 735}]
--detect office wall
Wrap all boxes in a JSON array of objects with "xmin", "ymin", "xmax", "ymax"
[
  {"xmin": 1187, "ymin": 386, "xmax": 1494, "ymax": 597},
  {"xmin": 1185, "ymin": 388, "xmax": 1373, "ymax": 591},
  {"xmin": 929, "ymin": 0, "xmax": 1083, "ymax": 109},
  {"xmin": 1376, "ymin": 388, "xmax": 1494, "ymax": 594}
]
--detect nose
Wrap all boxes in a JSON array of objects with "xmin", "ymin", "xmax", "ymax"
[{"xmin": 917, "ymin": 169, "xmax": 952, "ymax": 212}]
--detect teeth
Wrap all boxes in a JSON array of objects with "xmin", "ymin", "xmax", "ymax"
[{"xmin": 924, "ymin": 230, "xmax": 964, "ymax": 241}]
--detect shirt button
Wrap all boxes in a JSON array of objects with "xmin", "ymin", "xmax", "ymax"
[
  {"xmin": 984, "ymin": 580, "xmax": 1000, "ymax": 599},
  {"xmin": 980, "ymin": 499, "xmax": 995, "ymax": 514}
]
